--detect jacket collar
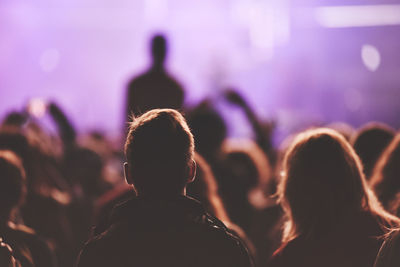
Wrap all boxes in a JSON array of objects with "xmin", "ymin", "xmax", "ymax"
[{"xmin": 109, "ymin": 195, "xmax": 206, "ymax": 225}]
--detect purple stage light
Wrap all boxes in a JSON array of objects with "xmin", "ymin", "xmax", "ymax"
[{"xmin": 1, "ymin": 0, "xmax": 400, "ymax": 143}]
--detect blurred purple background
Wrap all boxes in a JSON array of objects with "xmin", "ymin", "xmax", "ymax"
[{"xmin": 1, "ymin": 0, "xmax": 400, "ymax": 141}]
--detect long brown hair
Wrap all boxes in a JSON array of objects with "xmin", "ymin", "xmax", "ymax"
[
  {"xmin": 187, "ymin": 153, "xmax": 231, "ymax": 223},
  {"xmin": 278, "ymin": 128, "xmax": 399, "ymax": 243}
]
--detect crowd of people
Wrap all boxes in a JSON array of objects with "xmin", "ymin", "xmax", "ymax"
[{"xmin": 1, "ymin": 34, "xmax": 400, "ymax": 267}]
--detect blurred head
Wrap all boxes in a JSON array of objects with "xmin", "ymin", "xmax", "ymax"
[
  {"xmin": 124, "ymin": 109, "xmax": 195, "ymax": 196},
  {"xmin": 222, "ymin": 139, "xmax": 275, "ymax": 209},
  {"xmin": 279, "ymin": 128, "xmax": 396, "ymax": 242},
  {"xmin": 64, "ymin": 147, "xmax": 104, "ymax": 196},
  {"xmin": 0, "ymin": 132, "xmax": 30, "ymax": 163},
  {"xmin": 151, "ymin": 34, "xmax": 167, "ymax": 67},
  {"xmin": 352, "ymin": 123, "xmax": 395, "ymax": 179},
  {"xmin": 0, "ymin": 150, "xmax": 26, "ymax": 220},
  {"xmin": 1, "ymin": 111, "xmax": 27, "ymax": 129},
  {"xmin": 187, "ymin": 105, "xmax": 227, "ymax": 159},
  {"xmin": 371, "ymin": 134, "xmax": 400, "ymax": 209}
]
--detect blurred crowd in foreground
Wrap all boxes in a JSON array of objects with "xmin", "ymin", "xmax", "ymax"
[{"xmin": 2, "ymin": 35, "xmax": 400, "ymax": 267}]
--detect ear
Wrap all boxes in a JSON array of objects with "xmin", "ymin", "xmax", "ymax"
[
  {"xmin": 123, "ymin": 162, "xmax": 133, "ymax": 185},
  {"xmin": 187, "ymin": 160, "xmax": 196, "ymax": 184}
]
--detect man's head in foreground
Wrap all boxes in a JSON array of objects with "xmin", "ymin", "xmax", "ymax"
[{"xmin": 124, "ymin": 109, "xmax": 195, "ymax": 197}]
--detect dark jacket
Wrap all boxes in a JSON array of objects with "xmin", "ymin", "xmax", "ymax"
[{"xmin": 77, "ymin": 196, "xmax": 254, "ymax": 267}]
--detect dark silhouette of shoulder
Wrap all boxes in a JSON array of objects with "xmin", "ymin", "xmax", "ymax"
[
  {"xmin": 77, "ymin": 196, "xmax": 253, "ymax": 267},
  {"xmin": 1, "ymin": 222, "xmax": 56, "ymax": 267}
]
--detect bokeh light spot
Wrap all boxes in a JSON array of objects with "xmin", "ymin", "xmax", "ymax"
[{"xmin": 361, "ymin": 44, "xmax": 381, "ymax": 72}]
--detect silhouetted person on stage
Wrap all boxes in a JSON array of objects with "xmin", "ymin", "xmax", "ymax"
[
  {"xmin": 126, "ymin": 35, "xmax": 184, "ymax": 120},
  {"xmin": 77, "ymin": 109, "xmax": 253, "ymax": 267}
]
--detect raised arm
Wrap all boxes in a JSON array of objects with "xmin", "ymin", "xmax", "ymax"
[{"xmin": 224, "ymin": 89, "xmax": 275, "ymax": 163}]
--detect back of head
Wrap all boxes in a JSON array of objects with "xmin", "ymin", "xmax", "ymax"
[
  {"xmin": 64, "ymin": 147, "xmax": 104, "ymax": 195},
  {"xmin": 352, "ymin": 123, "xmax": 395, "ymax": 179},
  {"xmin": 151, "ymin": 34, "xmax": 167, "ymax": 66},
  {"xmin": 371, "ymin": 135, "xmax": 400, "ymax": 208},
  {"xmin": 0, "ymin": 150, "xmax": 26, "ymax": 218},
  {"xmin": 280, "ymin": 128, "xmax": 377, "ymax": 240},
  {"xmin": 124, "ymin": 109, "xmax": 194, "ymax": 196},
  {"xmin": 187, "ymin": 104, "xmax": 227, "ymax": 159}
]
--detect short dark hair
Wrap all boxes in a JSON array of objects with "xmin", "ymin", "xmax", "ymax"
[
  {"xmin": 124, "ymin": 109, "xmax": 194, "ymax": 195},
  {"xmin": 0, "ymin": 150, "xmax": 26, "ymax": 215}
]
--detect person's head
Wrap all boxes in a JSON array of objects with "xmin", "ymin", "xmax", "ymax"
[
  {"xmin": 64, "ymin": 147, "xmax": 104, "ymax": 196},
  {"xmin": 371, "ymin": 134, "xmax": 400, "ymax": 210},
  {"xmin": 187, "ymin": 104, "xmax": 227, "ymax": 159},
  {"xmin": 352, "ymin": 123, "xmax": 395, "ymax": 179},
  {"xmin": 0, "ymin": 150, "xmax": 26, "ymax": 221},
  {"xmin": 0, "ymin": 132, "xmax": 30, "ymax": 164},
  {"xmin": 222, "ymin": 139, "xmax": 274, "ymax": 207},
  {"xmin": 279, "ymin": 128, "xmax": 397, "ymax": 242},
  {"xmin": 150, "ymin": 34, "xmax": 167, "ymax": 68},
  {"xmin": 124, "ymin": 109, "xmax": 195, "ymax": 197}
]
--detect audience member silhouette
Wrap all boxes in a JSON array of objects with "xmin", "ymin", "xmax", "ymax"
[
  {"xmin": 94, "ymin": 152, "xmax": 232, "ymax": 235},
  {"xmin": 187, "ymin": 103, "xmax": 282, "ymax": 266},
  {"xmin": 221, "ymin": 140, "xmax": 282, "ymax": 267},
  {"xmin": 126, "ymin": 35, "xmax": 184, "ymax": 119},
  {"xmin": 269, "ymin": 128, "xmax": 399, "ymax": 267},
  {"xmin": 63, "ymin": 147, "xmax": 111, "ymax": 257},
  {"xmin": 187, "ymin": 104, "xmax": 252, "ymax": 226},
  {"xmin": 1, "ymin": 109, "xmax": 75, "ymax": 267},
  {"xmin": 0, "ymin": 150, "xmax": 56, "ymax": 267},
  {"xmin": 77, "ymin": 109, "xmax": 254, "ymax": 267},
  {"xmin": 187, "ymin": 153, "xmax": 231, "ymax": 223},
  {"xmin": 187, "ymin": 153, "xmax": 256, "ymax": 256},
  {"xmin": 371, "ymin": 134, "xmax": 400, "ymax": 216},
  {"xmin": 352, "ymin": 123, "xmax": 395, "ymax": 180},
  {"xmin": 187, "ymin": 102, "xmax": 227, "ymax": 162}
]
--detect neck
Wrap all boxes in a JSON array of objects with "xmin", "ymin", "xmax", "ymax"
[{"xmin": 151, "ymin": 62, "xmax": 165, "ymax": 72}]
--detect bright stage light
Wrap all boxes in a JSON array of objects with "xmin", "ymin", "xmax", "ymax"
[
  {"xmin": 361, "ymin": 44, "xmax": 381, "ymax": 72},
  {"xmin": 314, "ymin": 5, "xmax": 400, "ymax": 28}
]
